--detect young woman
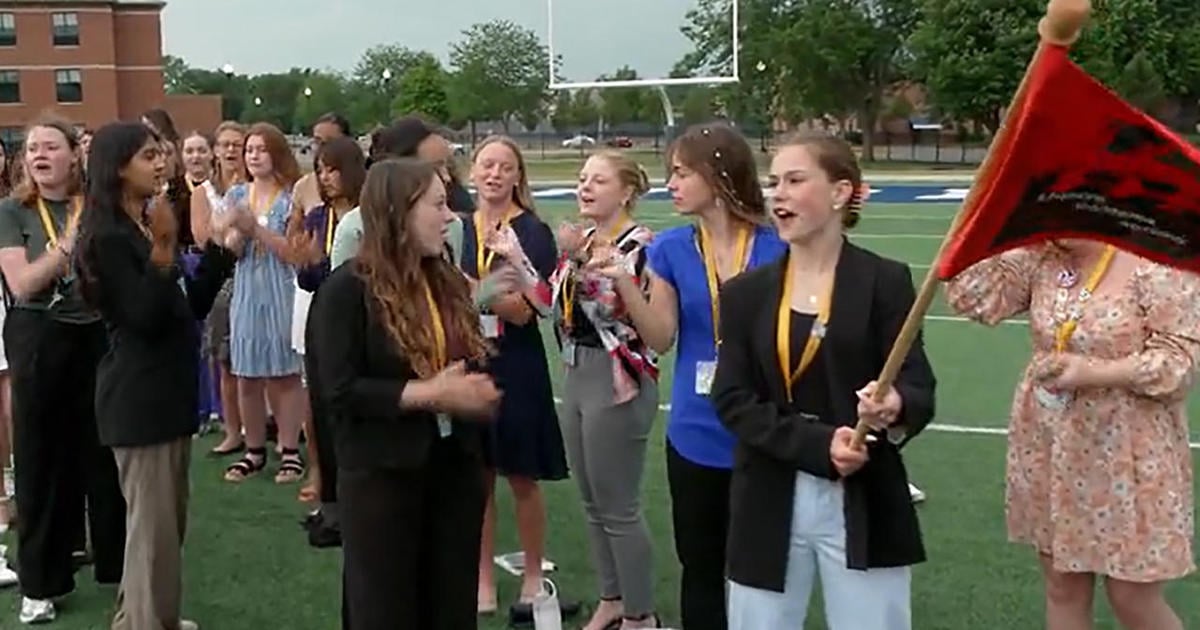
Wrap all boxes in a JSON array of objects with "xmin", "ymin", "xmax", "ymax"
[
  {"xmin": 461, "ymin": 135, "xmax": 568, "ymax": 619},
  {"xmin": 946, "ymin": 225, "xmax": 1199, "ymax": 626},
  {"xmin": 710, "ymin": 133, "xmax": 935, "ymax": 629},
  {"xmin": 76, "ymin": 120, "xmax": 235, "ymax": 630},
  {"xmin": 181, "ymin": 132, "xmax": 215, "ymax": 194},
  {"xmin": 0, "ymin": 116, "xmax": 126, "ymax": 624},
  {"xmin": 195, "ymin": 122, "xmax": 248, "ymax": 456},
  {"xmin": 0, "ymin": 136, "xmax": 15, "ymax": 537},
  {"xmin": 310, "ymin": 158, "xmax": 506, "ymax": 629},
  {"xmin": 179, "ymin": 131, "xmax": 219, "ymax": 434},
  {"xmin": 552, "ymin": 150, "xmax": 661, "ymax": 629},
  {"xmin": 216, "ymin": 123, "xmax": 308, "ymax": 485},
  {"xmin": 616, "ymin": 122, "xmax": 788, "ymax": 630},
  {"xmin": 291, "ymin": 135, "xmax": 366, "ymax": 544}
]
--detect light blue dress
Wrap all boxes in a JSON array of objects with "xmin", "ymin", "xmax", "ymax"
[{"xmin": 225, "ymin": 183, "xmax": 301, "ymax": 378}]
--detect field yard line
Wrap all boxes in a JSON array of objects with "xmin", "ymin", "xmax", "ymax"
[{"xmin": 546, "ymin": 398, "xmax": 1200, "ymax": 450}]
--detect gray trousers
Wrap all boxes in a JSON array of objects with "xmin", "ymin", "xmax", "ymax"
[{"xmin": 560, "ymin": 344, "xmax": 659, "ymax": 616}]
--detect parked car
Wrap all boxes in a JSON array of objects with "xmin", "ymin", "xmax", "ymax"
[
  {"xmin": 562, "ymin": 134, "xmax": 596, "ymax": 148},
  {"xmin": 606, "ymin": 136, "xmax": 633, "ymax": 148}
]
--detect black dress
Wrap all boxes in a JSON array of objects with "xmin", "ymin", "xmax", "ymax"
[{"xmin": 461, "ymin": 211, "xmax": 567, "ymax": 481}]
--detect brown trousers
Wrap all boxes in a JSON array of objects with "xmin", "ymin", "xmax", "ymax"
[{"xmin": 110, "ymin": 437, "xmax": 191, "ymax": 630}]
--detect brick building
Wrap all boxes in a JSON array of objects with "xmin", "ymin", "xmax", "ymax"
[{"xmin": 0, "ymin": 0, "xmax": 220, "ymax": 148}]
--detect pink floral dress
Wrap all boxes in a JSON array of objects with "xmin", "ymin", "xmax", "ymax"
[{"xmin": 946, "ymin": 245, "xmax": 1198, "ymax": 582}]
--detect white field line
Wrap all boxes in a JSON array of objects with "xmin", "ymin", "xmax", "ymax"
[
  {"xmin": 546, "ymin": 398, "xmax": 1200, "ymax": 450},
  {"xmin": 864, "ymin": 215, "xmax": 956, "ymax": 220},
  {"xmin": 850, "ymin": 234, "xmax": 943, "ymax": 239}
]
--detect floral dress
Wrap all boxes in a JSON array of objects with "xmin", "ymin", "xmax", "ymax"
[{"xmin": 946, "ymin": 245, "xmax": 1199, "ymax": 581}]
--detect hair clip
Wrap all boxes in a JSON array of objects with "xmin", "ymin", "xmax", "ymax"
[{"xmin": 701, "ymin": 128, "xmax": 711, "ymax": 136}]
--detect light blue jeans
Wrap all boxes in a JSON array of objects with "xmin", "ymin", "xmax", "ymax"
[{"xmin": 727, "ymin": 472, "xmax": 912, "ymax": 630}]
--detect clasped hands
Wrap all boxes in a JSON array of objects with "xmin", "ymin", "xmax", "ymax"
[
  {"xmin": 829, "ymin": 380, "xmax": 902, "ymax": 478},
  {"xmin": 428, "ymin": 361, "xmax": 501, "ymax": 419},
  {"xmin": 556, "ymin": 222, "xmax": 632, "ymax": 281}
]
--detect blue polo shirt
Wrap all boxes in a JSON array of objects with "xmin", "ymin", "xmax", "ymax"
[{"xmin": 646, "ymin": 223, "xmax": 788, "ymax": 469}]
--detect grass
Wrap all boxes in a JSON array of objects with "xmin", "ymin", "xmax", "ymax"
[{"xmin": 2, "ymin": 200, "xmax": 1199, "ymax": 629}]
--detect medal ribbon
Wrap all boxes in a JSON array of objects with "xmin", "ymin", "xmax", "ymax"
[
  {"xmin": 699, "ymin": 224, "xmax": 749, "ymax": 347},
  {"xmin": 37, "ymin": 196, "xmax": 83, "ymax": 250},
  {"xmin": 1053, "ymin": 245, "xmax": 1116, "ymax": 352},
  {"xmin": 776, "ymin": 264, "xmax": 835, "ymax": 403}
]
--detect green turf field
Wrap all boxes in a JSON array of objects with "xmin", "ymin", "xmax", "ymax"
[{"xmin": 1, "ymin": 200, "xmax": 1197, "ymax": 629}]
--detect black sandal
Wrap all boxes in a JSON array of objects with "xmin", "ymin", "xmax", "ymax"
[
  {"xmin": 275, "ymin": 448, "xmax": 305, "ymax": 484},
  {"xmin": 224, "ymin": 447, "xmax": 266, "ymax": 482}
]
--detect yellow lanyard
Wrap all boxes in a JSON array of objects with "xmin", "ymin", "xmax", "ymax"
[
  {"xmin": 776, "ymin": 264, "xmax": 835, "ymax": 403},
  {"xmin": 474, "ymin": 208, "xmax": 517, "ymax": 275},
  {"xmin": 1054, "ymin": 245, "xmax": 1116, "ymax": 352},
  {"xmin": 249, "ymin": 182, "xmax": 282, "ymax": 223},
  {"xmin": 699, "ymin": 224, "xmax": 749, "ymax": 346},
  {"xmin": 324, "ymin": 208, "xmax": 337, "ymax": 256},
  {"xmin": 424, "ymin": 279, "xmax": 446, "ymax": 371},
  {"xmin": 37, "ymin": 196, "xmax": 82, "ymax": 250},
  {"xmin": 185, "ymin": 178, "xmax": 197, "ymax": 193}
]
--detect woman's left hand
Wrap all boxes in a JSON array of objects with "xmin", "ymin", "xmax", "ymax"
[
  {"xmin": 485, "ymin": 224, "xmax": 527, "ymax": 263},
  {"xmin": 856, "ymin": 380, "xmax": 903, "ymax": 431}
]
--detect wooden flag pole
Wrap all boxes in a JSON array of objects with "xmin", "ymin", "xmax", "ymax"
[{"xmin": 850, "ymin": 0, "xmax": 1092, "ymax": 447}]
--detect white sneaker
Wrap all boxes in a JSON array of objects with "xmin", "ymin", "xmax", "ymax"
[
  {"xmin": 180, "ymin": 620, "xmax": 199, "ymax": 630},
  {"xmin": 908, "ymin": 482, "xmax": 926, "ymax": 504},
  {"xmin": 19, "ymin": 597, "xmax": 55, "ymax": 624},
  {"xmin": 0, "ymin": 559, "xmax": 16, "ymax": 587}
]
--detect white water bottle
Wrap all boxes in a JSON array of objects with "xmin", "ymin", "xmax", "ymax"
[{"xmin": 531, "ymin": 578, "xmax": 562, "ymax": 630}]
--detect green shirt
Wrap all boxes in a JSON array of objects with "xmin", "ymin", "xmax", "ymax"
[
  {"xmin": 0, "ymin": 196, "xmax": 98, "ymax": 323},
  {"xmin": 329, "ymin": 208, "xmax": 465, "ymax": 270}
]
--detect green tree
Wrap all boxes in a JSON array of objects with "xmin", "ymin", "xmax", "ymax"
[
  {"xmin": 908, "ymin": 0, "xmax": 1043, "ymax": 135},
  {"xmin": 550, "ymin": 89, "xmax": 577, "ymax": 132},
  {"xmin": 349, "ymin": 45, "xmax": 424, "ymax": 128},
  {"xmin": 392, "ymin": 54, "xmax": 450, "ymax": 123},
  {"xmin": 448, "ymin": 20, "xmax": 552, "ymax": 133},
  {"xmin": 595, "ymin": 66, "xmax": 648, "ymax": 127},
  {"xmin": 1113, "ymin": 50, "xmax": 1166, "ymax": 113},
  {"xmin": 293, "ymin": 71, "xmax": 349, "ymax": 134},
  {"xmin": 571, "ymin": 89, "xmax": 600, "ymax": 132},
  {"xmin": 163, "ymin": 55, "xmax": 192, "ymax": 94}
]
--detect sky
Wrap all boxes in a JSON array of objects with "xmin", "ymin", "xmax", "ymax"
[{"xmin": 160, "ymin": 0, "xmax": 713, "ymax": 83}]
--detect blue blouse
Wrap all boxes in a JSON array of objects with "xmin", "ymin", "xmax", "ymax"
[{"xmin": 646, "ymin": 223, "xmax": 787, "ymax": 469}]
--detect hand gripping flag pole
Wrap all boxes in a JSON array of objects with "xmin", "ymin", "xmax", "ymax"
[{"xmin": 850, "ymin": 0, "xmax": 1093, "ymax": 448}]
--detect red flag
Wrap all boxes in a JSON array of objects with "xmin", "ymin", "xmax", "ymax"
[{"xmin": 936, "ymin": 44, "xmax": 1200, "ymax": 280}]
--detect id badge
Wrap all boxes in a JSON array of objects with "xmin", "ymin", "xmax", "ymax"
[
  {"xmin": 481, "ymin": 314, "xmax": 501, "ymax": 339},
  {"xmin": 694, "ymin": 360, "xmax": 717, "ymax": 395},
  {"xmin": 436, "ymin": 413, "xmax": 453, "ymax": 438},
  {"xmin": 561, "ymin": 338, "xmax": 577, "ymax": 367}
]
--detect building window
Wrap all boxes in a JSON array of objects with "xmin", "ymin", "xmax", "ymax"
[
  {"xmin": 0, "ymin": 71, "xmax": 18, "ymax": 104},
  {"xmin": 0, "ymin": 126, "xmax": 22, "ymax": 150},
  {"xmin": 55, "ymin": 69, "xmax": 82, "ymax": 103},
  {"xmin": 51, "ymin": 12, "xmax": 78, "ymax": 46},
  {"xmin": 0, "ymin": 13, "xmax": 15, "ymax": 47}
]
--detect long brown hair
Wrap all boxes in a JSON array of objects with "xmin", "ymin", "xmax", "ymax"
[
  {"xmin": 14, "ymin": 113, "xmax": 83, "ymax": 206},
  {"xmin": 472, "ymin": 135, "xmax": 536, "ymax": 214},
  {"xmin": 245, "ymin": 122, "xmax": 300, "ymax": 188},
  {"xmin": 354, "ymin": 158, "xmax": 489, "ymax": 378},
  {"xmin": 667, "ymin": 122, "xmax": 766, "ymax": 224}
]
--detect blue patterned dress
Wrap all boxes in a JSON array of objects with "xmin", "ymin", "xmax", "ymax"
[{"xmin": 225, "ymin": 183, "xmax": 301, "ymax": 378}]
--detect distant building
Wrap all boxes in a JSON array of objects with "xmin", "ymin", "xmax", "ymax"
[{"xmin": 0, "ymin": 0, "xmax": 220, "ymax": 147}]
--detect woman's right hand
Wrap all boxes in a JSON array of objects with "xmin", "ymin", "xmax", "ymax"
[
  {"xmin": 556, "ymin": 221, "xmax": 587, "ymax": 255},
  {"xmin": 431, "ymin": 362, "xmax": 501, "ymax": 419}
]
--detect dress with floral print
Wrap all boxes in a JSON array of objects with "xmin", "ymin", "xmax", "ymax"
[{"xmin": 946, "ymin": 245, "xmax": 1198, "ymax": 582}]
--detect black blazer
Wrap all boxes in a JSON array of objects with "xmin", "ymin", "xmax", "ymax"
[
  {"xmin": 309, "ymin": 263, "xmax": 484, "ymax": 471},
  {"xmin": 88, "ymin": 215, "xmax": 234, "ymax": 448},
  {"xmin": 711, "ymin": 240, "xmax": 936, "ymax": 592}
]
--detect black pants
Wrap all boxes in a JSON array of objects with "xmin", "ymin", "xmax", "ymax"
[
  {"xmin": 339, "ymin": 439, "xmax": 485, "ymax": 630},
  {"xmin": 303, "ymin": 317, "xmax": 337, "ymax": 503},
  {"xmin": 666, "ymin": 440, "xmax": 731, "ymax": 630},
  {"xmin": 6, "ymin": 311, "xmax": 126, "ymax": 599}
]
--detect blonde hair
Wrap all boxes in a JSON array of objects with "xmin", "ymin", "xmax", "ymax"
[
  {"xmin": 591, "ymin": 149, "xmax": 650, "ymax": 211},
  {"xmin": 472, "ymin": 135, "xmax": 536, "ymax": 214}
]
